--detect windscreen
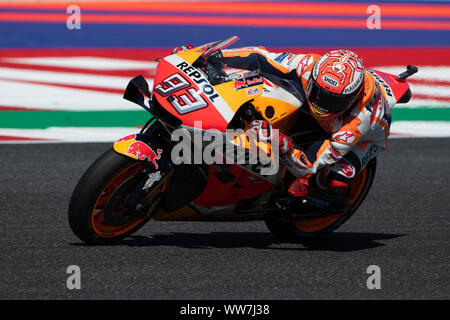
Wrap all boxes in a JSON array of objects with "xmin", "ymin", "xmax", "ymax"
[{"xmin": 192, "ymin": 36, "xmax": 264, "ymax": 87}]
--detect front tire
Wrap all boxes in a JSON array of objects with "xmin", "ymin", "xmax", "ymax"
[
  {"xmin": 265, "ymin": 159, "xmax": 377, "ymax": 240},
  {"xmin": 68, "ymin": 148, "xmax": 157, "ymax": 245}
]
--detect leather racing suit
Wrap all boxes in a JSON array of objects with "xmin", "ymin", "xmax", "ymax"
[{"xmin": 221, "ymin": 46, "xmax": 392, "ymax": 194}]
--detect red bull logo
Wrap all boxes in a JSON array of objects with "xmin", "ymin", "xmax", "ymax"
[{"xmin": 125, "ymin": 141, "xmax": 163, "ymax": 169}]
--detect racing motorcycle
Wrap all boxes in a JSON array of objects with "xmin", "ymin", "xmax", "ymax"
[{"xmin": 68, "ymin": 36, "xmax": 418, "ymax": 245}]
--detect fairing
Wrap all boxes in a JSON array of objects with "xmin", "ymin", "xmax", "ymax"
[
  {"xmin": 368, "ymin": 69, "xmax": 410, "ymax": 109},
  {"xmin": 112, "ymin": 37, "xmax": 415, "ymax": 222}
]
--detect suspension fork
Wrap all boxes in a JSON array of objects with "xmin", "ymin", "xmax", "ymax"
[{"xmin": 113, "ymin": 120, "xmax": 174, "ymax": 210}]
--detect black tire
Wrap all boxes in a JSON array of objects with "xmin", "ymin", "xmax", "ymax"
[
  {"xmin": 265, "ymin": 159, "xmax": 377, "ymax": 240},
  {"xmin": 68, "ymin": 148, "xmax": 153, "ymax": 245}
]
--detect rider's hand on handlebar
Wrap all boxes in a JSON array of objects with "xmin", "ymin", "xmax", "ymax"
[
  {"xmin": 250, "ymin": 120, "xmax": 272, "ymax": 142},
  {"xmin": 250, "ymin": 120, "xmax": 293, "ymax": 155},
  {"xmin": 172, "ymin": 44, "xmax": 194, "ymax": 54}
]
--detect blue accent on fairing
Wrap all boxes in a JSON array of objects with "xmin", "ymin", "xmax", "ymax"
[{"xmin": 0, "ymin": 22, "xmax": 448, "ymax": 48}]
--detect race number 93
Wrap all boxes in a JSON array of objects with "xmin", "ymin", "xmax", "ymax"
[{"xmin": 155, "ymin": 73, "xmax": 208, "ymax": 115}]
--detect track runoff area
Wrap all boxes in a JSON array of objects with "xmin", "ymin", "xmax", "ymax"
[
  {"xmin": 0, "ymin": 48, "xmax": 448, "ymax": 142},
  {"xmin": 0, "ymin": 0, "xmax": 449, "ymax": 142}
]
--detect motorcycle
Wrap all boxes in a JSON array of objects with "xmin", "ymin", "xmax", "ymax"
[{"xmin": 68, "ymin": 36, "xmax": 417, "ymax": 245}]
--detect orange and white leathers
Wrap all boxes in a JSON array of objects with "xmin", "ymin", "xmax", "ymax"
[{"xmin": 222, "ymin": 46, "xmax": 391, "ymax": 179}]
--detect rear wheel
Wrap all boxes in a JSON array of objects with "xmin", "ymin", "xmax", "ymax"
[
  {"xmin": 68, "ymin": 148, "xmax": 165, "ymax": 245},
  {"xmin": 265, "ymin": 159, "xmax": 377, "ymax": 240}
]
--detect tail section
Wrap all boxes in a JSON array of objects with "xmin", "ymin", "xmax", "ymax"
[{"xmin": 368, "ymin": 65, "xmax": 418, "ymax": 109}]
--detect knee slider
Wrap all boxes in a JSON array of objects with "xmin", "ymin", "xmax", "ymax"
[{"xmin": 327, "ymin": 171, "xmax": 352, "ymax": 197}]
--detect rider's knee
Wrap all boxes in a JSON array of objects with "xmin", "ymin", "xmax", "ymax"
[
  {"xmin": 327, "ymin": 161, "xmax": 356, "ymax": 197},
  {"xmin": 327, "ymin": 171, "xmax": 351, "ymax": 198}
]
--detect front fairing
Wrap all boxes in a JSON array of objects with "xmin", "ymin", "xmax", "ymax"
[{"xmin": 151, "ymin": 36, "xmax": 264, "ymax": 132}]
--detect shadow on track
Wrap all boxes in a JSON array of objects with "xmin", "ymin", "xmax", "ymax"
[{"xmin": 71, "ymin": 232, "xmax": 405, "ymax": 252}]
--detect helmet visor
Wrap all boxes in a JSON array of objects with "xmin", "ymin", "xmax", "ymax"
[{"xmin": 306, "ymin": 79, "xmax": 357, "ymax": 119}]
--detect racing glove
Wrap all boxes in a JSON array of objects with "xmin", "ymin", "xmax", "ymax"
[
  {"xmin": 250, "ymin": 120, "xmax": 315, "ymax": 197},
  {"xmin": 249, "ymin": 120, "xmax": 293, "ymax": 154}
]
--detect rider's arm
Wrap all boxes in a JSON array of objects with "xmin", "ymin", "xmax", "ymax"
[
  {"xmin": 284, "ymin": 73, "xmax": 390, "ymax": 177},
  {"xmin": 283, "ymin": 106, "xmax": 372, "ymax": 177},
  {"xmin": 222, "ymin": 47, "xmax": 318, "ymax": 80}
]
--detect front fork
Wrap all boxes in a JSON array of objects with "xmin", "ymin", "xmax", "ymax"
[{"xmin": 113, "ymin": 120, "xmax": 173, "ymax": 211}]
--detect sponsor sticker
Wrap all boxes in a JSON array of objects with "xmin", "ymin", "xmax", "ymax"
[
  {"xmin": 144, "ymin": 171, "xmax": 163, "ymax": 190},
  {"xmin": 338, "ymin": 163, "xmax": 356, "ymax": 178},
  {"xmin": 322, "ymin": 75, "xmax": 339, "ymax": 87},
  {"xmin": 274, "ymin": 52, "xmax": 289, "ymax": 63},
  {"xmin": 125, "ymin": 141, "xmax": 163, "ymax": 169},
  {"xmin": 367, "ymin": 69, "xmax": 394, "ymax": 97},
  {"xmin": 175, "ymin": 61, "xmax": 220, "ymax": 102},
  {"xmin": 286, "ymin": 53, "xmax": 295, "ymax": 65},
  {"xmin": 342, "ymin": 72, "xmax": 364, "ymax": 94},
  {"xmin": 333, "ymin": 131, "xmax": 355, "ymax": 144},
  {"xmin": 246, "ymin": 87, "xmax": 261, "ymax": 97},
  {"xmin": 361, "ymin": 144, "xmax": 378, "ymax": 167},
  {"xmin": 298, "ymin": 54, "xmax": 314, "ymax": 75},
  {"xmin": 234, "ymin": 71, "xmax": 264, "ymax": 90}
]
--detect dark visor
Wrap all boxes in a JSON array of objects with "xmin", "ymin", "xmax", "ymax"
[{"xmin": 307, "ymin": 80, "xmax": 357, "ymax": 115}]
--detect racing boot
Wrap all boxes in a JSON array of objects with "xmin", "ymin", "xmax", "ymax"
[{"xmin": 327, "ymin": 171, "xmax": 351, "ymax": 198}]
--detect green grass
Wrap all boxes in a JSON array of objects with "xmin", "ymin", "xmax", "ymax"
[
  {"xmin": 0, "ymin": 108, "xmax": 449, "ymax": 129},
  {"xmin": 391, "ymin": 108, "xmax": 450, "ymax": 122},
  {"xmin": 0, "ymin": 110, "xmax": 151, "ymax": 129}
]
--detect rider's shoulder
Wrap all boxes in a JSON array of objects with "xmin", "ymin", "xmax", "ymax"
[
  {"xmin": 346, "ymin": 73, "xmax": 378, "ymax": 120},
  {"xmin": 221, "ymin": 46, "xmax": 268, "ymax": 57},
  {"xmin": 295, "ymin": 53, "xmax": 321, "ymax": 78},
  {"xmin": 360, "ymin": 72, "xmax": 379, "ymax": 109}
]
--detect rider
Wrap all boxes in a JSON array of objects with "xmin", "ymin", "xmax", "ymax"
[{"xmin": 173, "ymin": 45, "xmax": 391, "ymax": 199}]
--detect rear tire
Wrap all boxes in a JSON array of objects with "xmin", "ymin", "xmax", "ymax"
[
  {"xmin": 68, "ymin": 148, "xmax": 155, "ymax": 245},
  {"xmin": 265, "ymin": 159, "xmax": 377, "ymax": 240}
]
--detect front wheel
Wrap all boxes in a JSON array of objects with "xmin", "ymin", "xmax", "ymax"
[
  {"xmin": 265, "ymin": 159, "xmax": 377, "ymax": 240},
  {"xmin": 68, "ymin": 148, "xmax": 164, "ymax": 245}
]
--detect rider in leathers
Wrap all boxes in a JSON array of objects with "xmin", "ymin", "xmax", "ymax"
[
  {"xmin": 222, "ymin": 46, "xmax": 391, "ymax": 198},
  {"xmin": 175, "ymin": 45, "xmax": 392, "ymax": 199}
]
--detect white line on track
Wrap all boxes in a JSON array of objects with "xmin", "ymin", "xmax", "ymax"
[
  {"xmin": 0, "ymin": 80, "xmax": 141, "ymax": 110},
  {"xmin": 390, "ymin": 121, "xmax": 450, "ymax": 138},
  {"xmin": 371, "ymin": 66, "xmax": 450, "ymax": 82},
  {"xmin": 409, "ymin": 83, "xmax": 450, "ymax": 98},
  {"xmin": 0, "ymin": 67, "xmax": 134, "ymax": 89},
  {"xmin": 398, "ymin": 99, "xmax": 450, "ymax": 108}
]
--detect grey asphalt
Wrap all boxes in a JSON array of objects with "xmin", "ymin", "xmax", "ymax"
[{"xmin": 1, "ymin": 138, "xmax": 449, "ymax": 300}]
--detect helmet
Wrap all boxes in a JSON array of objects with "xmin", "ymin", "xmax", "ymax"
[{"xmin": 306, "ymin": 49, "xmax": 365, "ymax": 120}]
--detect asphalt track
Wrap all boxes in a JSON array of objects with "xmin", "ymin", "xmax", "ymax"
[{"xmin": 1, "ymin": 138, "xmax": 449, "ymax": 300}]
